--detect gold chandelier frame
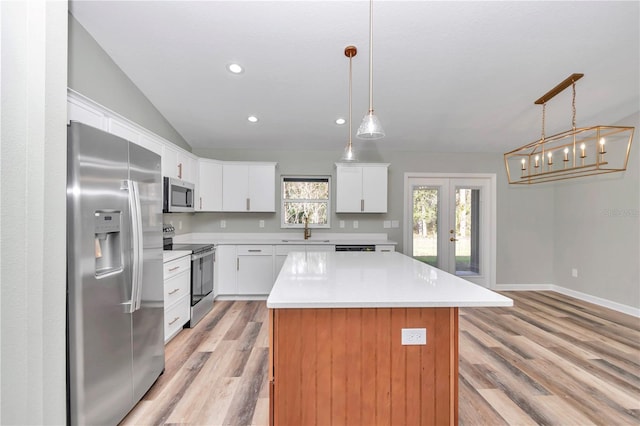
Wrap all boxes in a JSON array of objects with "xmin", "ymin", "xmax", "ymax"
[{"xmin": 504, "ymin": 73, "xmax": 634, "ymax": 184}]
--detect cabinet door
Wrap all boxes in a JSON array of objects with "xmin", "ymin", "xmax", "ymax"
[
  {"xmin": 108, "ymin": 118, "xmax": 139, "ymax": 144},
  {"xmin": 362, "ymin": 166, "xmax": 388, "ymax": 213},
  {"xmin": 177, "ymin": 152, "xmax": 196, "ymax": 183},
  {"xmin": 67, "ymin": 98, "xmax": 106, "ymax": 130},
  {"xmin": 248, "ymin": 164, "xmax": 275, "ymax": 212},
  {"xmin": 197, "ymin": 160, "xmax": 223, "ymax": 211},
  {"xmin": 237, "ymin": 245, "xmax": 274, "ymax": 295},
  {"xmin": 215, "ymin": 245, "xmax": 238, "ymax": 295},
  {"xmin": 222, "ymin": 164, "xmax": 249, "ymax": 211},
  {"xmin": 162, "ymin": 145, "xmax": 179, "ymax": 178},
  {"xmin": 336, "ymin": 166, "xmax": 363, "ymax": 212}
]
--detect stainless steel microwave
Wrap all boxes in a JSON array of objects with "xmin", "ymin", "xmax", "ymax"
[{"xmin": 163, "ymin": 177, "xmax": 195, "ymax": 213}]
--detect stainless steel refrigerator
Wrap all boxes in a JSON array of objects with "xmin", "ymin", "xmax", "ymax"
[{"xmin": 67, "ymin": 121, "xmax": 164, "ymax": 425}]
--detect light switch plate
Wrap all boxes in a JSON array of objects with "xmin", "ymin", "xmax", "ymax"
[
  {"xmin": 353, "ymin": 220, "xmax": 359, "ymax": 229},
  {"xmin": 259, "ymin": 220, "xmax": 265, "ymax": 228},
  {"xmin": 383, "ymin": 220, "xmax": 391, "ymax": 229},
  {"xmin": 220, "ymin": 220, "xmax": 226, "ymax": 228},
  {"xmin": 401, "ymin": 328, "xmax": 427, "ymax": 345},
  {"xmin": 339, "ymin": 220, "xmax": 345, "ymax": 228},
  {"xmin": 391, "ymin": 220, "xmax": 400, "ymax": 228}
]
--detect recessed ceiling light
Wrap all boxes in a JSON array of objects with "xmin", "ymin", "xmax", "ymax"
[
  {"xmin": 247, "ymin": 115, "xmax": 259, "ymax": 123},
  {"xmin": 227, "ymin": 63, "xmax": 243, "ymax": 74},
  {"xmin": 335, "ymin": 118, "xmax": 346, "ymax": 125}
]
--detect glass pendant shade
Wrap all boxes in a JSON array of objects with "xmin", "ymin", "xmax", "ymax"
[
  {"xmin": 357, "ymin": 111, "xmax": 385, "ymax": 140},
  {"xmin": 341, "ymin": 143, "xmax": 357, "ymax": 161}
]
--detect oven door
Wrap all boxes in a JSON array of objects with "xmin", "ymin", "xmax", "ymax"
[{"xmin": 191, "ymin": 249, "xmax": 214, "ymax": 306}]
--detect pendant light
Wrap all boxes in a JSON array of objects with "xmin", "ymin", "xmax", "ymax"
[
  {"xmin": 341, "ymin": 46, "xmax": 358, "ymax": 161},
  {"xmin": 356, "ymin": 0, "xmax": 385, "ymax": 140}
]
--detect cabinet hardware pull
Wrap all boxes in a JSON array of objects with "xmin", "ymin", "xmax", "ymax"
[
  {"xmin": 248, "ymin": 249, "xmax": 261, "ymax": 253},
  {"xmin": 200, "ymin": 197, "xmax": 203, "ymax": 209},
  {"xmin": 361, "ymin": 199, "xmax": 364, "ymax": 212},
  {"xmin": 168, "ymin": 316, "xmax": 180, "ymax": 325},
  {"xmin": 381, "ymin": 249, "xmax": 391, "ymax": 252},
  {"xmin": 168, "ymin": 266, "xmax": 180, "ymax": 272},
  {"xmin": 168, "ymin": 288, "xmax": 180, "ymax": 295},
  {"xmin": 237, "ymin": 258, "xmax": 239, "ymax": 270},
  {"xmin": 246, "ymin": 198, "xmax": 250, "ymax": 211},
  {"xmin": 178, "ymin": 163, "xmax": 183, "ymax": 179}
]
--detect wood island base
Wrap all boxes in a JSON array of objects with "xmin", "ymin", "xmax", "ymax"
[{"xmin": 269, "ymin": 307, "xmax": 459, "ymax": 426}]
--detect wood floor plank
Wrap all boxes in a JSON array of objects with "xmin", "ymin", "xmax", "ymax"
[{"xmin": 121, "ymin": 292, "xmax": 640, "ymax": 426}]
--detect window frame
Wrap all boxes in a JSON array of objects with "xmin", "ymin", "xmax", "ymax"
[{"xmin": 280, "ymin": 175, "xmax": 331, "ymax": 229}]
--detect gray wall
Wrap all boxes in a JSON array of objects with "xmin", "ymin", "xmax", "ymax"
[
  {"xmin": 68, "ymin": 13, "xmax": 191, "ymax": 151},
  {"xmin": 552, "ymin": 112, "xmax": 639, "ymax": 308},
  {"xmin": 193, "ymin": 147, "xmax": 556, "ymax": 287}
]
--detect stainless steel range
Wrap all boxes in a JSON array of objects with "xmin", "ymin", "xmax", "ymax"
[{"xmin": 163, "ymin": 226, "xmax": 215, "ymax": 327}]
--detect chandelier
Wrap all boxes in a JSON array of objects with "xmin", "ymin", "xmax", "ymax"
[{"xmin": 504, "ymin": 73, "xmax": 634, "ymax": 184}]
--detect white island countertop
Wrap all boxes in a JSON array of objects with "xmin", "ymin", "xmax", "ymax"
[{"xmin": 267, "ymin": 251, "xmax": 513, "ymax": 309}]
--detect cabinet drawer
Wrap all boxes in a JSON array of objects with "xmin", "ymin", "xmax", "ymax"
[
  {"xmin": 375, "ymin": 245, "xmax": 395, "ymax": 252},
  {"xmin": 163, "ymin": 256, "xmax": 190, "ymax": 280},
  {"xmin": 237, "ymin": 245, "xmax": 273, "ymax": 255},
  {"xmin": 164, "ymin": 270, "xmax": 190, "ymax": 306},
  {"xmin": 164, "ymin": 294, "xmax": 190, "ymax": 342}
]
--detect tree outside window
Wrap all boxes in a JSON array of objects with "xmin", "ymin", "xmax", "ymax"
[{"xmin": 281, "ymin": 176, "xmax": 330, "ymax": 228}]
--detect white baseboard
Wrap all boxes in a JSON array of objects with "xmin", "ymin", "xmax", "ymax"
[
  {"xmin": 494, "ymin": 284, "xmax": 640, "ymax": 318},
  {"xmin": 494, "ymin": 284, "xmax": 554, "ymax": 291},
  {"xmin": 215, "ymin": 295, "xmax": 268, "ymax": 301}
]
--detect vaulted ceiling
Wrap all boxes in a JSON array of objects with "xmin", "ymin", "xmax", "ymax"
[{"xmin": 69, "ymin": 1, "xmax": 639, "ymax": 153}]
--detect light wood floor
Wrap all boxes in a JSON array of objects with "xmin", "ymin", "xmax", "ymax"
[{"xmin": 121, "ymin": 291, "xmax": 640, "ymax": 425}]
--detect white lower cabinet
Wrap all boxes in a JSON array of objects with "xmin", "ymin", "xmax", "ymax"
[
  {"xmin": 375, "ymin": 245, "xmax": 395, "ymax": 252},
  {"xmin": 237, "ymin": 245, "xmax": 274, "ymax": 295},
  {"xmin": 216, "ymin": 245, "xmax": 238, "ymax": 295},
  {"xmin": 163, "ymin": 255, "xmax": 191, "ymax": 343}
]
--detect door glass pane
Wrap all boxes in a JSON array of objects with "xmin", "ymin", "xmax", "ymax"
[
  {"xmin": 412, "ymin": 186, "xmax": 438, "ymax": 267},
  {"xmin": 455, "ymin": 188, "xmax": 480, "ymax": 275}
]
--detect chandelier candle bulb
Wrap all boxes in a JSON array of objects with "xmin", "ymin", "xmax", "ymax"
[
  {"xmin": 534, "ymin": 155, "xmax": 540, "ymax": 168},
  {"xmin": 599, "ymin": 138, "xmax": 606, "ymax": 154},
  {"xmin": 580, "ymin": 143, "xmax": 586, "ymax": 158},
  {"xmin": 547, "ymin": 152, "xmax": 553, "ymax": 167}
]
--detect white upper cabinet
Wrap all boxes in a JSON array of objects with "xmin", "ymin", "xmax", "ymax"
[
  {"xmin": 162, "ymin": 145, "xmax": 197, "ymax": 182},
  {"xmin": 196, "ymin": 159, "xmax": 223, "ymax": 211},
  {"xmin": 67, "ymin": 96, "xmax": 106, "ymax": 130},
  {"xmin": 222, "ymin": 162, "xmax": 276, "ymax": 212},
  {"xmin": 335, "ymin": 163, "xmax": 389, "ymax": 213}
]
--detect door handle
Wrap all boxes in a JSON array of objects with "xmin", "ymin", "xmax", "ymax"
[{"xmin": 450, "ymin": 237, "xmax": 458, "ymax": 242}]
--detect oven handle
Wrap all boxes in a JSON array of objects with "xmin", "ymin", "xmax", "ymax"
[{"xmin": 191, "ymin": 248, "xmax": 215, "ymax": 261}]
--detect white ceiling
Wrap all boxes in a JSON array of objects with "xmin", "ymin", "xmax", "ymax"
[{"xmin": 69, "ymin": 1, "xmax": 639, "ymax": 154}]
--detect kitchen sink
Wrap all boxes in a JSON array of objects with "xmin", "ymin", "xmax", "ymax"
[{"xmin": 281, "ymin": 239, "xmax": 330, "ymax": 243}]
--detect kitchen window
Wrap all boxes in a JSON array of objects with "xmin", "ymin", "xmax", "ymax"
[{"xmin": 281, "ymin": 176, "xmax": 331, "ymax": 228}]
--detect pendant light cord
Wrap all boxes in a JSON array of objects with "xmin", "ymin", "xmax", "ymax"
[
  {"xmin": 349, "ymin": 52, "xmax": 353, "ymax": 147},
  {"xmin": 368, "ymin": 0, "xmax": 374, "ymax": 113}
]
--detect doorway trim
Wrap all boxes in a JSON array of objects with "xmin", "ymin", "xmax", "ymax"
[{"xmin": 403, "ymin": 172, "xmax": 497, "ymax": 289}]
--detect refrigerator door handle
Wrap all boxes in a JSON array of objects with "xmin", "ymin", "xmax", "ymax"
[
  {"xmin": 130, "ymin": 180, "xmax": 144, "ymax": 312},
  {"xmin": 125, "ymin": 179, "xmax": 144, "ymax": 313}
]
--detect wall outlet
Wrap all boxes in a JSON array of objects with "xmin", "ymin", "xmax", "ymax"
[
  {"xmin": 353, "ymin": 220, "xmax": 359, "ymax": 229},
  {"xmin": 178, "ymin": 220, "xmax": 182, "ymax": 230},
  {"xmin": 339, "ymin": 220, "xmax": 345, "ymax": 229},
  {"xmin": 220, "ymin": 220, "xmax": 226, "ymax": 229},
  {"xmin": 383, "ymin": 220, "xmax": 391, "ymax": 229},
  {"xmin": 571, "ymin": 268, "xmax": 578, "ymax": 278},
  {"xmin": 391, "ymin": 220, "xmax": 400, "ymax": 228},
  {"xmin": 401, "ymin": 328, "xmax": 427, "ymax": 345},
  {"xmin": 259, "ymin": 220, "xmax": 265, "ymax": 228}
]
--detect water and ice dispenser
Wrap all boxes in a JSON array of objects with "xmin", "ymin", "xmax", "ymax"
[{"xmin": 94, "ymin": 211, "xmax": 123, "ymax": 277}]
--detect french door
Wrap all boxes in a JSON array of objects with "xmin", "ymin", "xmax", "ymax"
[{"xmin": 404, "ymin": 174, "xmax": 495, "ymax": 288}]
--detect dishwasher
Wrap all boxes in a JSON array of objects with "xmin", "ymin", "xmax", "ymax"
[{"xmin": 335, "ymin": 244, "xmax": 376, "ymax": 252}]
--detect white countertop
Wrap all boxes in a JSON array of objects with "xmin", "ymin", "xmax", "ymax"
[
  {"xmin": 267, "ymin": 251, "xmax": 513, "ymax": 309},
  {"xmin": 163, "ymin": 250, "xmax": 191, "ymax": 263},
  {"xmin": 173, "ymin": 232, "xmax": 397, "ymax": 246}
]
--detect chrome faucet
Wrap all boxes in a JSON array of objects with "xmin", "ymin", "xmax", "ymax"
[{"xmin": 304, "ymin": 216, "xmax": 311, "ymax": 240}]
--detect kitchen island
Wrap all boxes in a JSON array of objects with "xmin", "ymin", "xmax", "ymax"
[{"xmin": 266, "ymin": 251, "xmax": 512, "ymax": 426}]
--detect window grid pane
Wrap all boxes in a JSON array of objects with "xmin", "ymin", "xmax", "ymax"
[{"xmin": 281, "ymin": 176, "xmax": 331, "ymax": 228}]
